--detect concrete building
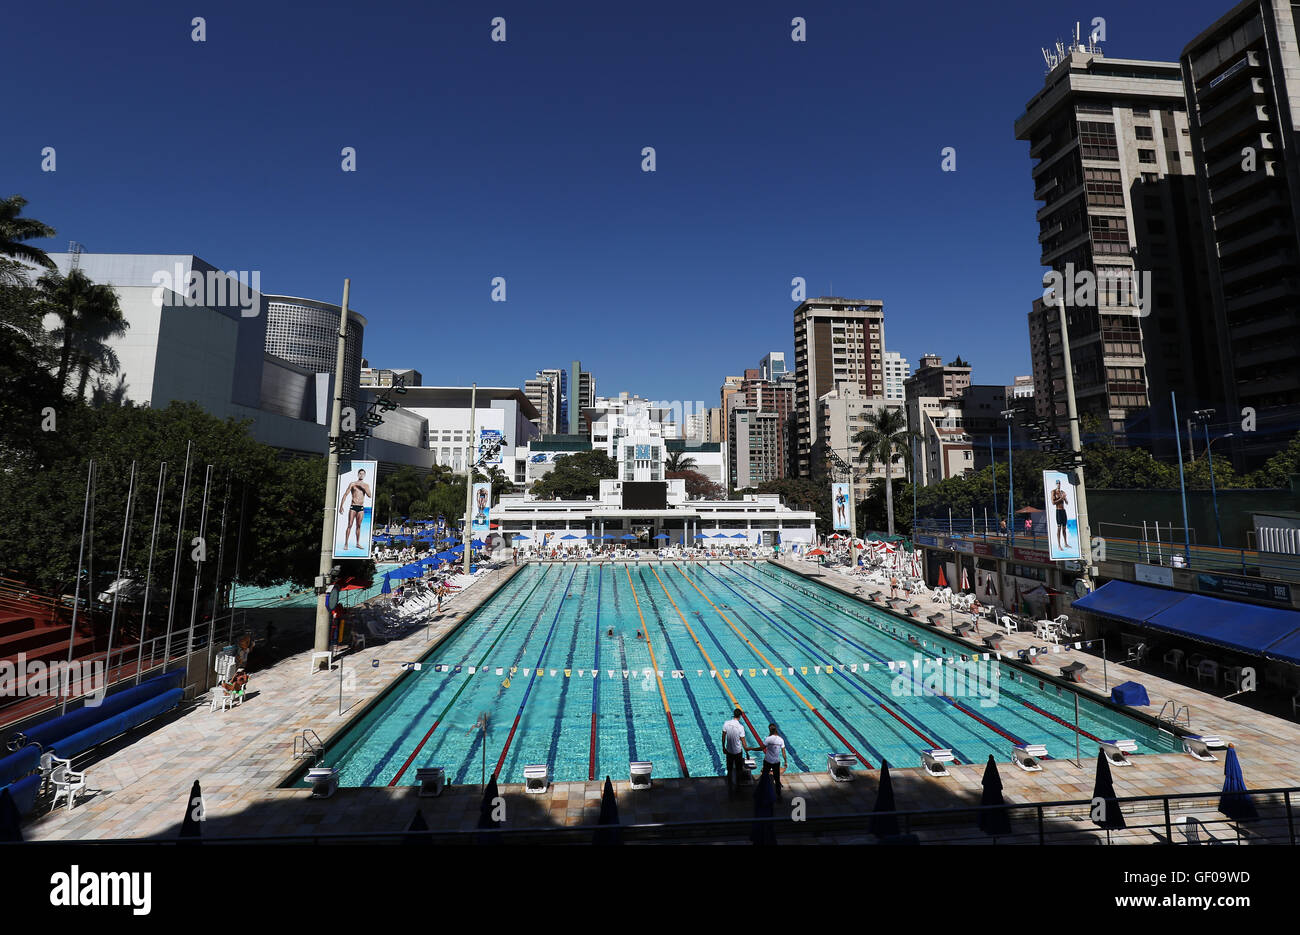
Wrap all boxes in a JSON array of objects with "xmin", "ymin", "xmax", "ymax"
[
  {"xmin": 759, "ymin": 351, "xmax": 790, "ymax": 383},
  {"xmin": 263, "ymin": 295, "xmax": 366, "ymax": 414},
  {"xmin": 707, "ymin": 407, "xmax": 724, "ymax": 444},
  {"xmin": 393, "ymin": 386, "xmax": 540, "ymax": 485},
  {"xmin": 567, "ymin": 361, "xmax": 596, "ymax": 435},
  {"xmin": 1016, "ymin": 43, "xmax": 1219, "ymax": 445},
  {"xmin": 684, "ymin": 410, "xmax": 708, "ymax": 441},
  {"xmin": 1182, "ymin": 0, "xmax": 1300, "ymax": 466},
  {"xmin": 907, "ymin": 395, "xmax": 975, "ymax": 485},
  {"xmin": 728, "ymin": 406, "xmax": 782, "ymax": 489},
  {"xmin": 883, "ymin": 351, "xmax": 910, "ymax": 401},
  {"xmin": 494, "ymin": 479, "xmax": 817, "ymax": 548},
  {"xmin": 812, "ymin": 382, "xmax": 905, "ymax": 488},
  {"xmin": 792, "ymin": 296, "xmax": 887, "ymax": 477},
  {"xmin": 905, "ymin": 354, "xmax": 971, "ymax": 400},
  {"xmin": 1006, "ymin": 374, "xmax": 1035, "ymax": 400},
  {"xmin": 718, "ymin": 375, "xmax": 744, "ymax": 443}
]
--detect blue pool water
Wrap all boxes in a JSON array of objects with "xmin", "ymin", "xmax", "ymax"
[{"xmin": 318, "ymin": 562, "xmax": 1179, "ymax": 786}]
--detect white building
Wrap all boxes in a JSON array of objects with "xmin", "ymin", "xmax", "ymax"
[
  {"xmin": 883, "ymin": 351, "xmax": 910, "ymax": 401},
  {"xmin": 390, "ymin": 385, "xmax": 541, "ymax": 486},
  {"xmin": 495, "ymin": 479, "xmax": 816, "ymax": 548}
]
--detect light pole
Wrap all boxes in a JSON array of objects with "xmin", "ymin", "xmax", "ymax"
[
  {"xmin": 989, "ymin": 435, "xmax": 998, "ymax": 536},
  {"xmin": 1171, "ymin": 392, "xmax": 1192, "ymax": 566},
  {"xmin": 1001, "ymin": 409, "xmax": 1016, "ymax": 546},
  {"xmin": 1193, "ymin": 409, "xmax": 1231, "ymax": 548},
  {"xmin": 463, "ymin": 383, "xmax": 477, "ymax": 576},
  {"xmin": 314, "ymin": 279, "xmax": 351, "ymax": 663},
  {"xmin": 1047, "ymin": 286, "xmax": 1094, "ymax": 588}
]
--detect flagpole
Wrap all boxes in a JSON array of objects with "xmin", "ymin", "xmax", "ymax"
[
  {"xmin": 103, "ymin": 461, "xmax": 138, "ymax": 689},
  {"xmin": 186, "ymin": 465, "xmax": 214, "ymax": 659},
  {"xmin": 136, "ymin": 462, "xmax": 167, "ymax": 684},
  {"xmin": 61, "ymin": 461, "xmax": 94, "ymax": 716},
  {"xmin": 162, "ymin": 441, "xmax": 193, "ymax": 673}
]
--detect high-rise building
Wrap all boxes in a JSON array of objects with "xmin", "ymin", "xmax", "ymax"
[
  {"xmin": 759, "ymin": 351, "xmax": 789, "ymax": 383},
  {"xmin": 792, "ymin": 296, "xmax": 886, "ymax": 477},
  {"xmin": 728, "ymin": 406, "xmax": 783, "ymax": 489},
  {"xmin": 1182, "ymin": 0, "xmax": 1300, "ymax": 465},
  {"xmin": 732, "ymin": 367, "xmax": 795, "ymax": 480},
  {"xmin": 567, "ymin": 361, "xmax": 596, "ymax": 435},
  {"xmin": 524, "ymin": 370, "xmax": 561, "ymax": 435},
  {"xmin": 883, "ymin": 351, "xmax": 910, "ymax": 401},
  {"xmin": 719, "ymin": 375, "xmax": 744, "ymax": 443},
  {"xmin": 1016, "ymin": 44, "xmax": 1218, "ymax": 445}
]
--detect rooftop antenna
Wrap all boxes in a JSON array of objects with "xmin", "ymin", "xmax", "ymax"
[{"xmin": 68, "ymin": 240, "xmax": 84, "ymax": 274}]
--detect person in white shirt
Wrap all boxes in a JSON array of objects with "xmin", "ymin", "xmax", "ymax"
[
  {"xmin": 760, "ymin": 723, "xmax": 787, "ymax": 799},
  {"xmin": 720, "ymin": 708, "xmax": 751, "ymax": 797}
]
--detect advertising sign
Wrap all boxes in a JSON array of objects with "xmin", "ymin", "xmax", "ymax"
[
  {"xmin": 479, "ymin": 428, "xmax": 503, "ymax": 465},
  {"xmin": 334, "ymin": 459, "xmax": 377, "ymax": 559},
  {"xmin": 1134, "ymin": 563, "xmax": 1174, "ymax": 588},
  {"xmin": 1196, "ymin": 572, "xmax": 1292, "ymax": 606},
  {"xmin": 1042, "ymin": 470, "xmax": 1081, "ymax": 561},
  {"xmin": 470, "ymin": 482, "xmax": 491, "ymax": 538},
  {"xmin": 831, "ymin": 483, "xmax": 851, "ymax": 531}
]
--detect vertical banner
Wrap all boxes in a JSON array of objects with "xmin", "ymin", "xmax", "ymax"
[
  {"xmin": 335, "ymin": 459, "xmax": 377, "ymax": 558},
  {"xmin": 478, "ymin": 428, "xmax": 503, "ymax": 465},
  {"xmin": 471, "ymin": 482, "xmax": 491, "ymax": 539},
  {"xmin": 1042, "ymin": 470, "xmax": 1081, "ymax": 560},
  {"xmin": 831, "ymin": 482, "xmax": 850, "ymax": 531}
]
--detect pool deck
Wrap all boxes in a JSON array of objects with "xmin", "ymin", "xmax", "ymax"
[{"xmin": 16, "ymin": 557, "xmax": 1300, "ymax": 843}]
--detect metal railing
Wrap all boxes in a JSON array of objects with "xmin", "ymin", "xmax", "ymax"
[{"xmin": 37, "ymin": 785, "xmax": 1300, "ymax": 846}]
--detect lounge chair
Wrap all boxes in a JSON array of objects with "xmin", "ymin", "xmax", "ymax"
[
  {"xmin": 1196, "ymin": 659, "xmax": 1219, "ymax": 688},
  {"xmin": 1163, "ymin": 648, "xmax": 1184, "ymax": 671}
]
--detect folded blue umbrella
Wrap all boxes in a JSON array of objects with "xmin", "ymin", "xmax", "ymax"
[
  {"xmin": 381, "ymin": 574, "xmax": 392, "ymax": 595},
  {"xmin": 1219, "ymin": 746, "xmax": 1258, "ymax": 821}
]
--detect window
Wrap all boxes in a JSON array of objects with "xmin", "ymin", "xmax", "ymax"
[
  {"xmin": 1138, "ymin": 149, "xmax": 1157, "ymax": 163},
  {"xmin": 1078, "ymin": 121, "xmax": 1119, "ymax": 160},
  {"xmin": 1135, "ymin": 125, "xmax": 1153, "ymax": 140}
]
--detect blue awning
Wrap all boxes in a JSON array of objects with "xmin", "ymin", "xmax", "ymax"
[
  {"xmin": 1075, "ymin": 580, "xmax": 1300, "ymax": 662},
  {"xmin": 1071, "ymin": 581, "xmax": 1190, "ymax": 625}
]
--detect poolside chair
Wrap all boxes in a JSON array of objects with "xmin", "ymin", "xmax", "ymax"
[
  {"xmin": 1099, "ymin": 739, "xmax": 1137, "ymax": 767},
  {"xmin": 999, "ymin": 614, "xmax": 1021, "ymax": 633},
  {"xmin": 1163, "ymin": 648, "xmax": 1184, "ymax": 671},
  {"xmin": 42, "ymin": 754, "xmax": 87, "ymax": 811},
  {"xmin": 1222, "ymin": 666, "xmax": 1244, "ymax": 692},
  {"xmin": 1196, "ymin": 659, "xmax": 1219, "ymax": 688},
  {"xmin": 1012, "ymin": 743, "xmax": 1047, "ymax": 772},
  {"xmin": 1123, "ymin": 643, "xmax": 1148, "ymax": 665}
]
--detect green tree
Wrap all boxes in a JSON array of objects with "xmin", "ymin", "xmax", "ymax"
[
  {"xmin": 0, "ymin": 195, "xmax": 56, "ymax": 272},
  {"xmin": 667, "ymin": 469, "xmax": 722, "ymax": 500},
  {"xmin": 664, "ymin": 450, "xmax": 698, "ymax": 472},
  {"xmin": 852, "ymin": 408, "xmax": 916, "ymax": 536},
  {"xmin": 531, "ymin": 450, "xmax": 617, "ymax": 500},
  {"xmin": 1247, "ymin": 432, "xmax": 1300, "ymax": 488},
  {"xmin": 40, "ymin": 268, "xmax": 127, "ymax": 394}
]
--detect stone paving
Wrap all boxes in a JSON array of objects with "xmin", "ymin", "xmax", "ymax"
[{"xmin": 16, "ymin": 556, "xmax": 1300, "ymax": 844}]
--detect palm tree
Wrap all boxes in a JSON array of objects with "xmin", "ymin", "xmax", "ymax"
[
  {"xmin": 40, "ymin": 268, "xmax": 126, "ymax": 393},
  {"xmin": 665, "ymin": 450, "xmax": 698, "ymax": 472},
  {"xmin": 852, "ymin": 408, "xmax": 916, "ymax": 536},
  {"xmin": 0, "ymin": 195, "xmax": 56, "ymax": 272}
]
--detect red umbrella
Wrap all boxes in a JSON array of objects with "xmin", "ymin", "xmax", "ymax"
[
  {"xmin": 808, "ymin": 548, "xmax": 828, "ymax": 556},
  {"xmin": 960, "ymin": 567, "xmax": 970, "ymax": 591},
  {"xmin": 936, "ymin": 566, "xmax": 948, "ymax": 588}
]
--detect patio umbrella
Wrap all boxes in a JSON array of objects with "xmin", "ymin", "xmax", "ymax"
[
  {"xmin": 751, "ymin": 769, "xmax": 778, "ymax": 845},
  {"xmin": 593, "ymin": 776, "xmax": 623, "ymax": 845},
  {"xmin": 1090, "ymin": 750, "xmax": 1126, "ymax": 837},
  {"xmin": 694, "ymin": 533, "xmax": 706, "ymax": 539},
  {"xmin": 960, "ymin": 567, "xmax": 970, "ymax": 591},
  {"xmin": 869, "ymin": 760, "xmax": 900, "ymax": 837},
  {"xmin": 404, "ymin": 808, "xmax": 433, "ymax": 845},
  {"xmin": 936, "ymin": 566, "xmax": 948, "ymax": 588},
  {"xmin": 561, "ymin": 534, "xmax": 580, "ymax": 540},
  {"xmin": 1218, "ymin": 745, "xmax": 1258, "ymax": 821},
  {"xmin": 807, "ymin": 548, "xmax": 827, "ymax": 557},
  {"xmin": 620, "ymin": 534, "xmax": 637, "ymax": 540},
  {"xmin": 731, "ymin": 533, "xmax": 747, "ymax": 539},
  {"xmin": 179, "ymin": 779, "xmax": 202, "ymax": 842},
  {"xmin": 0, "ymin": 787, "xmax": 21, "ymax": 842},
  {"xmin": 653, "ymin": 534, "xmax": 670, "ymax": 540},
  {"xmin": 978, "ymin": 755, "xmax": 1012, "ymax": 836},
  {"xmin": 381, "ymin": 573, "xmax": 392, "ymax": 595}
]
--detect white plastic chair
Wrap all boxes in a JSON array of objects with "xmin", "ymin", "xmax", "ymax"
[{"xmin": 45, "ymin": 755, "xmax": 87, "ymax": 811}]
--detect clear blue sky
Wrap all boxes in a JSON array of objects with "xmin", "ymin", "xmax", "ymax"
[{"xmin": 6, "ymin": 0, "xmax": 1229, "ymax": 409}]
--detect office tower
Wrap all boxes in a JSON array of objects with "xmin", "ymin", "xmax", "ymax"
[
  {"xmin": 568, "ymin": 361, "xmax": 595, "ymax": 435},
  {"xmin": 1182, "ymin": 0, "xmax": 1300, "ymax": 465},
  {"xmin": 793, "ymin": 296, "xmax": 886, "ymax": 477},
  {"xmin": 524, "ymin": 370, "xmax": 560, "ymax": 435},
  {"xmin": 1016, "ymin": 42, "xmax": 1218, "ymax": 445},
  {"xmin": 882, "ymin": 351, "xmax": 910, "ymax": 401}
]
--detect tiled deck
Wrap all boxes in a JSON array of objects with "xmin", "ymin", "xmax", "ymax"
[{"xmin": 17, "ymin": 556, "xmax": 1300, "ymax": 843}]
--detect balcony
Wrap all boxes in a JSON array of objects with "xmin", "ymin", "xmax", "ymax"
[
  {"xmin": 1198, "ymin": 77, "xmax": 1266, "ymax": 130},
  {"xmin": 1225, "ymin": 278, "xmax": 1300, "ymax": 314},
  {"xmin": 1202, "ymin": 105, "xmax": 1270, "ymax": 153}
]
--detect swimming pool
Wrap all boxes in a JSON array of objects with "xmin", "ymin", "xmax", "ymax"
[{"xmin": 316, "ymin": 561, "xmax": 1179, "ymax": 787}]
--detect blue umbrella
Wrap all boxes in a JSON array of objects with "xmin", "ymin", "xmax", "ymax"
[
  {"xmin": 653, "ymin": 534, "xmax": 670, "ymax": 540},
  {"xmin": 694, "ymin": 533, "xmax": 706, "ymax": 539},
  {"xmin": 381, "ymin": 574, "xmax": 392, "ymax": 595},
  {"xmin": 1219, "ymin": 745, "xmax": 1257, "ymax": 821},
  {"xmin": 582, "ymin": 534, "xmax": 597, "ymax": 540},
  {"xmin": 471, "ymin": 539, "xmax": 485, "ymax": 547},
  {"xmin": 731, "ymin": 533, "xmax": 747, "ymax": 539},
  {"xmin": 599, "ymin": 535, "xmax": 614, "ymax": 540},
  {"xmin": 561, "ymin": 534, "xmax": 580, "ymax": 540},
  {"xmin": 620, "ymin": 534, "xmax": 637, "ymax": 540}
]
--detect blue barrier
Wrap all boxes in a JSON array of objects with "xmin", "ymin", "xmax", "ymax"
[
  {"xmin": 19, "ymin": 670, "xmax": 185, "ymax": 750},
  {"xmin": 1, "ymin": 773, "xmax": 41, "ymax": 815},
  {"xmin": 0, "ymin": 745, "xmax": 40, "ymax": 787},
  {"xmin": 48, "ymin": 688, "xmax": 184, "ymax": 761}
]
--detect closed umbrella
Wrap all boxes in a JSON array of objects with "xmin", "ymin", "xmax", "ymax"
[
  {"xmin": 869, "ymin": 760, "xmax": 900, "ymax": 837},
  {"xmin": 978, "ymin": 755, "xmax": 1012, "ymax": 836},
  {"xmin": 1218, "ymin": 745, "xmax": 1257, "ymax": 822},
  {"xmin": 179, "ymin": 779, "xmax": 203, "ymax": 842},
  {"xmin": 381, "ymin": 573, "xmax": 392, "ymax": 595},
  {"xmin": 404, "ymin": 808, "xmax": 432, "ymax": 845},
  {"xmin": 751, "ymin": 769, "xmax": 778, "ymax": 845},
  {"xmin": 593, "ymin": 776, "xmax": 623, "ymax": 845},
  {"xmin": 477, "ymin": 775, "xmax": 503, "ymax": 845},
  {"xmin": 1091, "ymin": 750, "xmax": 1126, "ymax": 839},
  {"xmin": 936, "ymin": 566, "xmax": 948, "ymax": 588}
]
